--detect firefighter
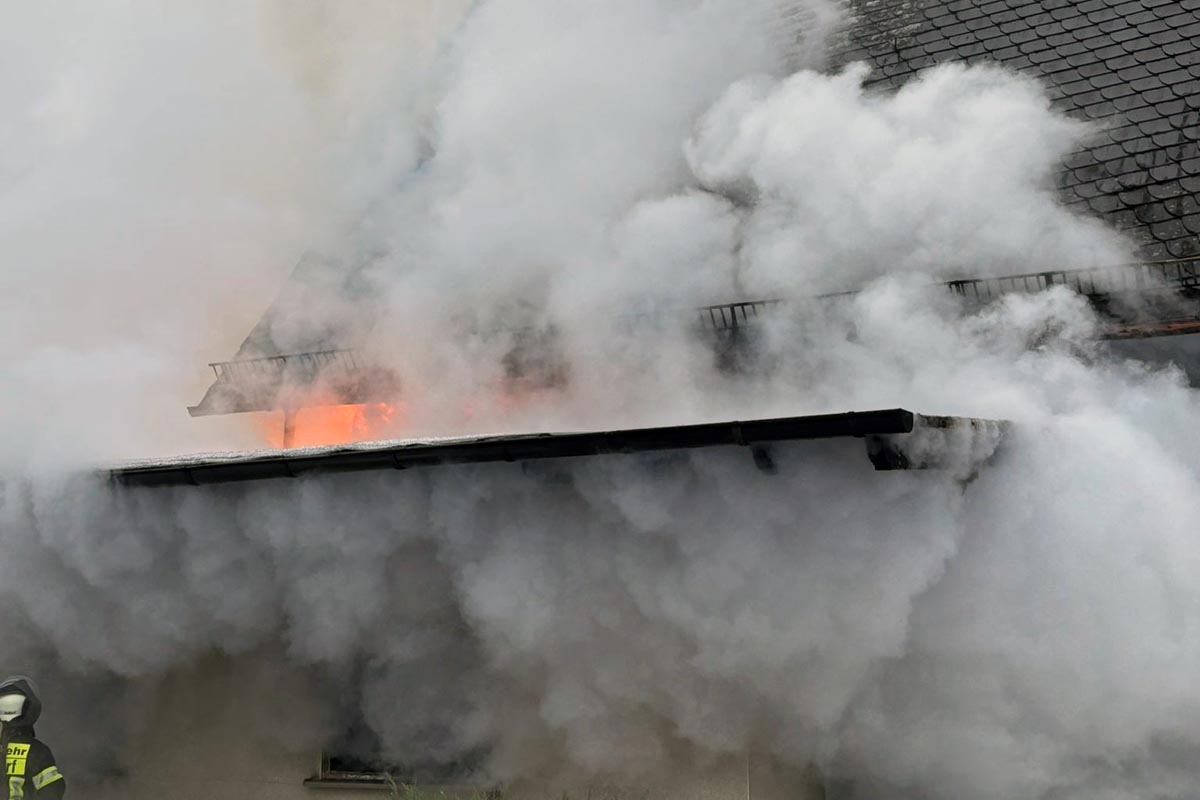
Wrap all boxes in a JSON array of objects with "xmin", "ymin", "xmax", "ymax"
[{"xmin": 0, "ymin": 677, "xmax": 64, "ymax": 799}]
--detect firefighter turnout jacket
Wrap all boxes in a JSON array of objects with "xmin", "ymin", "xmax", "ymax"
[{"xmin": 0, "ymin": 678, "xmax": 64, "ymax": 799}]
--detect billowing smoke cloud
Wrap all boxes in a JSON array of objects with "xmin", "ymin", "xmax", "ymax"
[{"xmin": 1, "ymin": 1, "xmax": 1197, "ymax": 799}]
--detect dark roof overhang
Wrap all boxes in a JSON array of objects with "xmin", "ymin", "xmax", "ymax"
[{"xmin": 111, "ymin": 408, "xmax": 1006, "ymax": 487}]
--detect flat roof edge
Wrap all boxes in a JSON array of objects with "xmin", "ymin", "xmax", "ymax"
[{"xmin": 110, "ymin": 409, "xmax": 1006, "ymax": 488}]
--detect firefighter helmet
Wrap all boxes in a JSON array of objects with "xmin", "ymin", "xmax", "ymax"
[{"xmin": 0, "ymin": 693, "xmax": 25, "ymax": 723}]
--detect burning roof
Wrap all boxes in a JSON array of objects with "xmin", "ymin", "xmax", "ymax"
[
  {"xmin": 188, "ymin": 256, "xmax": 1200, "ymax": 429},
  {"xmin": 181, "ymin": 0, "xmax": 1200, "ymax": 459}
]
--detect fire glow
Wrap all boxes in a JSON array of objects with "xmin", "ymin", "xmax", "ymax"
[{"xmin": 261, "ymin": 403, "xmax": 403, "ymax": 449}]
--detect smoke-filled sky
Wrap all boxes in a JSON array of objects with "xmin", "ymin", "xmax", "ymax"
[{"xmin": 3, "ymin": 1, "xmax": 1200, "ymax": 798}]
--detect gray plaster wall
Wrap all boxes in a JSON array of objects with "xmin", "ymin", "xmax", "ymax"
[{"xmin": 82, "ymin": 654, "xmax": 824, "ymax": 800}]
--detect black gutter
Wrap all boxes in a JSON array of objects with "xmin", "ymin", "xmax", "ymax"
[{"xmin": 112, "ymin": 409, "xmax": 930, "ymax": 488}]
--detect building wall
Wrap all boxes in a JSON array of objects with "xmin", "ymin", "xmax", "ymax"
[{"xmin": 81, "ymin": 653, "xmax": 824, "ymax": 800}]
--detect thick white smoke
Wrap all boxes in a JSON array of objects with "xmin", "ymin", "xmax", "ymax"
[{"xmin": 1, "ymin": 1, "xmax": 1198, "ymax": 799}]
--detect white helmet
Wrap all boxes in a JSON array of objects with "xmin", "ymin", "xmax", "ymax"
[{"xmin": 0, "ymin": 694, "xmax": 25, "ymax": 723}]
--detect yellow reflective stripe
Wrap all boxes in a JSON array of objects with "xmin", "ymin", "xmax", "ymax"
[{"xmin": 31, "ymin": 766, "xmax": 62, "ymax": 790}]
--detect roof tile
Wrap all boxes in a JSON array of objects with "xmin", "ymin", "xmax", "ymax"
[
  {"xmin": 1065, "ymin": 49, "xmax": 1101, "ymax": 67},
  {"xmin": 1168, "ymin": 239, "xmax": 1199, "ymax": 258},
  {"xmin": 1113, "ymin": 92, "xmax": 1151, "ymax": 111},
  {"xmin": 1125, "ymin": 9, "xmax": 1161, "ymax": 27},
  {"xmin": 1061, "ymin": 78, "xmax": 1094, "ymax": 95},
  {"xmin": 1121, "ymin": 36, "xmax": 1161, "ymax": 54},
  {"xmin": 1117, "ymin": 64, "xmax": 1153, "ymax": 82},
  {"xmin": 1090, "ymin": 72, "xmax": 1126, "ymax": 88},
  {"xmin": 1064, "ymin": 149, "xmax": 1101, "ymax": 169},
  {"xmin": 1111, "ymin": 27, "xmax": 1145, "ymax": 43},
  {"xmin": 1093, "ymin": 143, "xmax": 1127, "ymax": 162},
  {"xmin": 926, "ymin": 37, "xmax": 957, "ymax": 55},
  {"xmin": 1141, "ymin": 240, "xmax": 1171, "ymax": 260},
  {"xmin": 1061, "ymin": 15, "xmax": 1094, "ymax": 31},
  {"xmin": 1161, "ymin": 11, "xmax": 1200, "ymax": 28},
  {"xmin": 1097, "ymin": 16, "xmax": 1132, "ymax": 34},
  {"xmin": 1089, "ymin": 195, "xmax": 1123, "ymax": 213},
  {"xmin": 1084, "ymin": 99, "xmax": 1118, "ymax": 118},
  {"xmin": 1120, "ymin": 187, "xmax": 1149, "ymax": 206},
  {"xmin": 1144, "ymin": 55, "xmax": 1183, "ymax": 73},
  {"xmin": 1152, "ymin": 219, "xmax": 1186, "ymax": 239},
  {"xmin": 1019, "ymin": 35, "xmax": 1052, "ymax": 54},
  {"xmin": 1141, "ymin": 86, "xmax": 1177, "ymax": 104},
  {"xmin": 1167, "ymin": 112, "xmax": 1199, "ymax": 130},
  {"xmin": 1141, "ymin": 117, "xmax": 1177, "ymax": 135},
  {"xmin": 1149, "ymin": 181, "xmax": 1185, "ymax": 200},
  {"xmin": 1137, "ymin": 202, "xmax": 1173, "ymax": 224},
  {"xmin": 1150, "ymin": 162, "xmax": 1183, "ymax": 182},
  {"xmin": 1108, "ymin": 123, "xmax": 1144, "ymax": 142},
  {"xmin": 1034, "ymin": 19, "xmax": 1066, "ymax": 37},
  {"xmin": 1123, "ymin": 136, "xmax": 1161, "ymax": 155},
  {"xmin": 1153, "ymin": 130, "xmax": 1184, "ymax": 148},
  {"xmin": 1038, "ymin": 56, "xmax": 1072, "ymax": 74},
  {"xmin": 1176, "ymin": 197, "xmax": 1200, "ymax": 220},
  {"xmin": 1176, "ymin": 84, "xmax": 1200, "ymax": 108},
  {"xmin": 1178, "ymin": 20, "xmax": 1200, "ymax": 38},
  {"xmin": 1113, "ymin": 0, "xmax": 1145, "ymax": 14},
  {"xmin": 1163, "ymin": 39, "xmax": 1195, "ymax": 57},
  {"xmin": 1078, "ymin": 60, "xmax": 1110, "ymax": 78},
  {"xmin": 1176, "ymin": 47, "xmax": 1200, "ymax": 65},
  {"xmin": 1106, "ymin": 52, "xmax": 1140, "ymax": 70},
  {"xmin": 1138, "ymin": 19, "xmax": 1173, "ymax": 36},
  {"xmin": 1130, "ymin": 74, "xmax": 1167, "ymax": 92},
  {"xmin": 1101, "ymin": 82, "xmax": 1137, "ymax": 99},
  {"xmin": 1127, "ymin": 105, "xmax": 1162, "ymax": 123},
  {"xmin": 1114, "ymin": 166, "xmax": 1148, "ymax": 189},
  {"xmin": 1090, "ymin": 9, "xmax": 1124, "ymax": 26},
  {"xmin": 1028, "ymin": 47, "xmax": 1062, "ymax": 64},
  {"xmin": 1135, "ymin": 149, "xmax": 1172, "ymax": 169}
]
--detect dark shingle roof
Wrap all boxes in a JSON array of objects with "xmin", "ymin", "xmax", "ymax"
[{"xmin": 834, "ymin": 0, "xmax": 1200, "ymax": 259}]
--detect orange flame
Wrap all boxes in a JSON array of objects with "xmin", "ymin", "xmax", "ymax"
[{"xmin": 260, "ymin": 403, "xmax": 403, "ymax": 448}]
